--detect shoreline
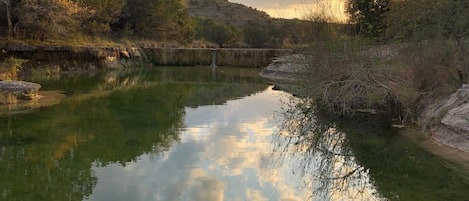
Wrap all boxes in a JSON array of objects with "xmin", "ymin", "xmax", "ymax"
[
  {"xmin": 1, "ymin": 41, "xmax": 292, "ymax": 72},
  {"xmin": 259, "ymin": 54, "xmax": 469, "ymax": 155}
]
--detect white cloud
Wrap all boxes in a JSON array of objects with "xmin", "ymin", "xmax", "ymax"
[{"xmin": 246, "ymin": 189, "xmax": 268, "ymax": 201}]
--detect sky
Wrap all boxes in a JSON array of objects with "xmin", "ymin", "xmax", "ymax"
[{"xmin": 229, "ymin": 0, "xmax": 348, "ymax": 22}]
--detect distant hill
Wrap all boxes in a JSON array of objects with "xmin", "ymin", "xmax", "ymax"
[
  {"xmin": 185, "ymin": 0, "xmax": 346, "ymax": 48},
  {"xmin": 186, "ymin": 0, "xmax": 272, "ymax": 27}
]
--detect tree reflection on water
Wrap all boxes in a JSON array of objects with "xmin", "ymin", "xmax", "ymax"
[
  {"xmin": 0, "ymin": 67, "xmax": 269, "ymax": 201},
  {"xmin": 274, "ymin": 93, "xmax": 469, "ymax": 201},
  {"xmin": 273, "ymin": 96, "xmax": 384, "ymax": 201}
]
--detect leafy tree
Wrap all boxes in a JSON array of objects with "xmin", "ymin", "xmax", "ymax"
[
  {"xmin": 242, "ymin": 22, "xmax": 271, "ymax": 48},
  {"xmin": 439, "ymin": 0, "xmax": 469, "ymax": 83},
  {"xmin": 385, "ymin": 0, "xmax": 445, "ymax": 40},
  {"xmin": 386, "ymin": 0, "xmax": 469, "ymax": 83},
  {"xmin": 2, "ymin": 0, "xmax": 12, "ymax": 37},
  {"xmin": 75, "ymin": 0, "xmax": 126, "ymax": 36},
  {"xmin": 154, "ymin": 0, "xmax": 195, "ymax": 44},
  {"xmin": 438, "ymin": 0, "xmax": 469, "ymax": 45},
  {"xmin": 15, "ymin": 0, "xmax": 91, "ymax": 40},
  {"xmin": 195, "ymin": 18, "xmax": 240, "ymax": 46},
  {"xmin": 346, "ymin": 0, "xmax": 390, "ymax": 38},
  {"xmin": 120, "ymin": 0, "xmax": 194, "ymax": 43},
  {"xmin": 1, "ymin": 0, "xmax": 21, "ymax": 37}
]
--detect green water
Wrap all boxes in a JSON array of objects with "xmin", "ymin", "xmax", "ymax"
[{"xmin": 0, "ymin": 66, "xmax": 468, "ymax": 201}]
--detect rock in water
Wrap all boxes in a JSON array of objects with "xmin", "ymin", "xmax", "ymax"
[
  {"xmin": 424, "ymin": 84, "xmax": 469, "ymax": 152},
  {"xmin": 259, "ymin": 54, "xmax": 311, "ymax": 82},
  {"xmin": 0, "ymin": 81, "xmax": 41, "ymax": 100}
]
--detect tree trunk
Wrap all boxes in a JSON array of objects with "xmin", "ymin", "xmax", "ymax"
[
  {"xmin": 5, "ymin": 0, "xmax": 13, "ymax": 37},
  {"xmin": 455, "ymin": 37, "xmax": 468, "ymax": 85}
]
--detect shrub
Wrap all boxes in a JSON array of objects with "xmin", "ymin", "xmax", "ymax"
[
  {"xmin": 299, "ymin": 39, "xmax": 460, "ymax": 123},
  {"xmin": 0, "ymin": 57, "xmax": 26, "ymax": 80}
]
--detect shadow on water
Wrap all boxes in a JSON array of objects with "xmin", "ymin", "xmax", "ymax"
[
  {"xmin": 273, "ymin": 96, "xmax": 469, "ymax": 201},
  {"xmin": 0, "ymin": 66, "xmax": 268, "ymax": 201}
]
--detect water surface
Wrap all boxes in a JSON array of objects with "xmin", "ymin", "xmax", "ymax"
[{"xmin": 1, "ymin": 66, "xmax": 468, "ymax": 201}]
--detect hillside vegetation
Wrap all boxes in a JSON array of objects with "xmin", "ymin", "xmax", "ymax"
[
  {"xmin": 289, "ymin": 0, "xmax": 469, "ymax": 127},
  {"xmin": 0, "ymin": 0, "xmax": 346, "ymax": 49},
  {"xmin": 186, "ymin": 0, "xmax": 271, "ymax": 27},
  {"xmin": 187, "ymin": 0, "xmax": 347, "ymax": 48}
]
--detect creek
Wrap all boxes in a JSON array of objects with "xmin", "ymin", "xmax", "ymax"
[{"xmin": 0, "ymin": 66, "xmax": 468, "ymax": 201}]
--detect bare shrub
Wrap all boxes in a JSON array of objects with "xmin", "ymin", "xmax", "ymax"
[
  {"xmin": 316, "ymin": 63, "xmax": 390, "ymax": 115},
  {"xmin": 299, "ymin": 40, "xmax": 460, "ymax": 123},
  {"xmin": 299, "ymin": 40, "xmax": 394, "ymax": 116}
]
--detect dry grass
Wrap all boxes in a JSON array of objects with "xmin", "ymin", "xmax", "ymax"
[
  {"xmin": 1, "ymin": 35, "xmax": 123, "ymax": 50},
  {"xmin": 299, "ymin": 39, "xmax": 460, "ymax": 123},
  {"xmin": 0, "ymin": 57, "xmax": 26, "ymax": 80}
]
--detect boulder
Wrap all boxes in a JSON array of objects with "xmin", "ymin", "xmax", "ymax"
[
  {"xmin": 441, "ymin": 103, "xmax": 469, "ymax": 132},
  {"xmin": 424, "ymin": 84, "xmax": 469, "ymax": 152},
  {"xmin": 128, "ymin": 47, "xmax": 141, "ymax": 58},
  {"xmin": 120, "ymin": 49, "xmax": 131, "ymax": 58},
  {"xmin": 0, "ymin": 81, "xmax": 41, "ymax": 101},
  {"xmin": 259, "ymin": 54, "xmax": 311, "ymax": 82}
]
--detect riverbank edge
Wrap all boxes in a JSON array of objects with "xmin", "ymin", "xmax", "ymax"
[
  {"xmin": 259, "ymin": 54, "xmax": 469, "ymax": 153},
  {"xmin": 0, "ymin": 42, "xmax": 292, "ymax": 74}
]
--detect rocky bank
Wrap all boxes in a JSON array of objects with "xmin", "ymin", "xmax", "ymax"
[
  {"xmin": 421, "ymin": 84, "xmax": 469, "ymax": 152},
  {"xmin": 259, "ymin": 54, "xmax": 311, "ymax": 82},
  {"xmin": 261, "ymin": 54, "xmax": 469, "ymax": 152},
  {"xmin": 1, "ymin": 43, "xmax": 143, "ymax": 72}
]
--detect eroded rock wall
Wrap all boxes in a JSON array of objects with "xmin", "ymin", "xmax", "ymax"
[{"xmin": 422, "ymin": 84, "xmax": 469, "ymax": 152}]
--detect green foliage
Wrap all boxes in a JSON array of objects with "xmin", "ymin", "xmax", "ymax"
[
  {"xmin": 346, "ymin": 0, "xmax": 390, "ymax": 39},
  {"xmin": 195, "ymin": 18, "xmax": 240, "ymax": 46},
  {"xmin": 0, "ymin": 0, "xmax": 348, "ymax": 47},
  {"xmin": 15, "ymin": 0, "xmax": 92, "ymax": 40},
  {"xmin": 242, "ymin": 22, "xmax": 272, "ymax": 48},
  {"xmin": 119, "ymin": 0, "xmax": 195, "ymax": 43},
  {"xmin": 386, "ymin": 0, "xmax": 444, "ymax": 40},
  {"xmin": 386, "ymin": 0, "xmax": 468, "ymax": 41},
  {"xmin": 1, "ymin": 0, "xmax": 196, "ymax": 44},
  {"xmin": 386, "ymin": 0, "xmax": 469, "ymax": 83},
  {"xmin": 75, "ymin": 0, "xmax": 127, "ymax": 36},
  {"xmin": 439, "ymin": 0, "xmax": 469, "ymax": 40}
]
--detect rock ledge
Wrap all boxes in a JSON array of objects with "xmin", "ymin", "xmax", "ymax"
[
  {"xmin": 423, "ymin": 84, "xmax": 469, "ymax": 152},
  {"xmin": 0, "ymin": 81, "xmax": 41, "ymax": 102}
]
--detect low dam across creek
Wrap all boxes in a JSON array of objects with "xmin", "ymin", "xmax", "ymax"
[
  {"xmin": 1, "ymin": 45, "xmax": 292, "ymax": 69},
  {"xmin": 144, "ymin": 48, "xmax": 292, "ymax": 67}
]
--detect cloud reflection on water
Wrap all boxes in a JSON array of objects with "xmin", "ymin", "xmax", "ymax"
[{"xmin": 86, "ymin": 87, "xmax": 308, "ymax": 201}]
